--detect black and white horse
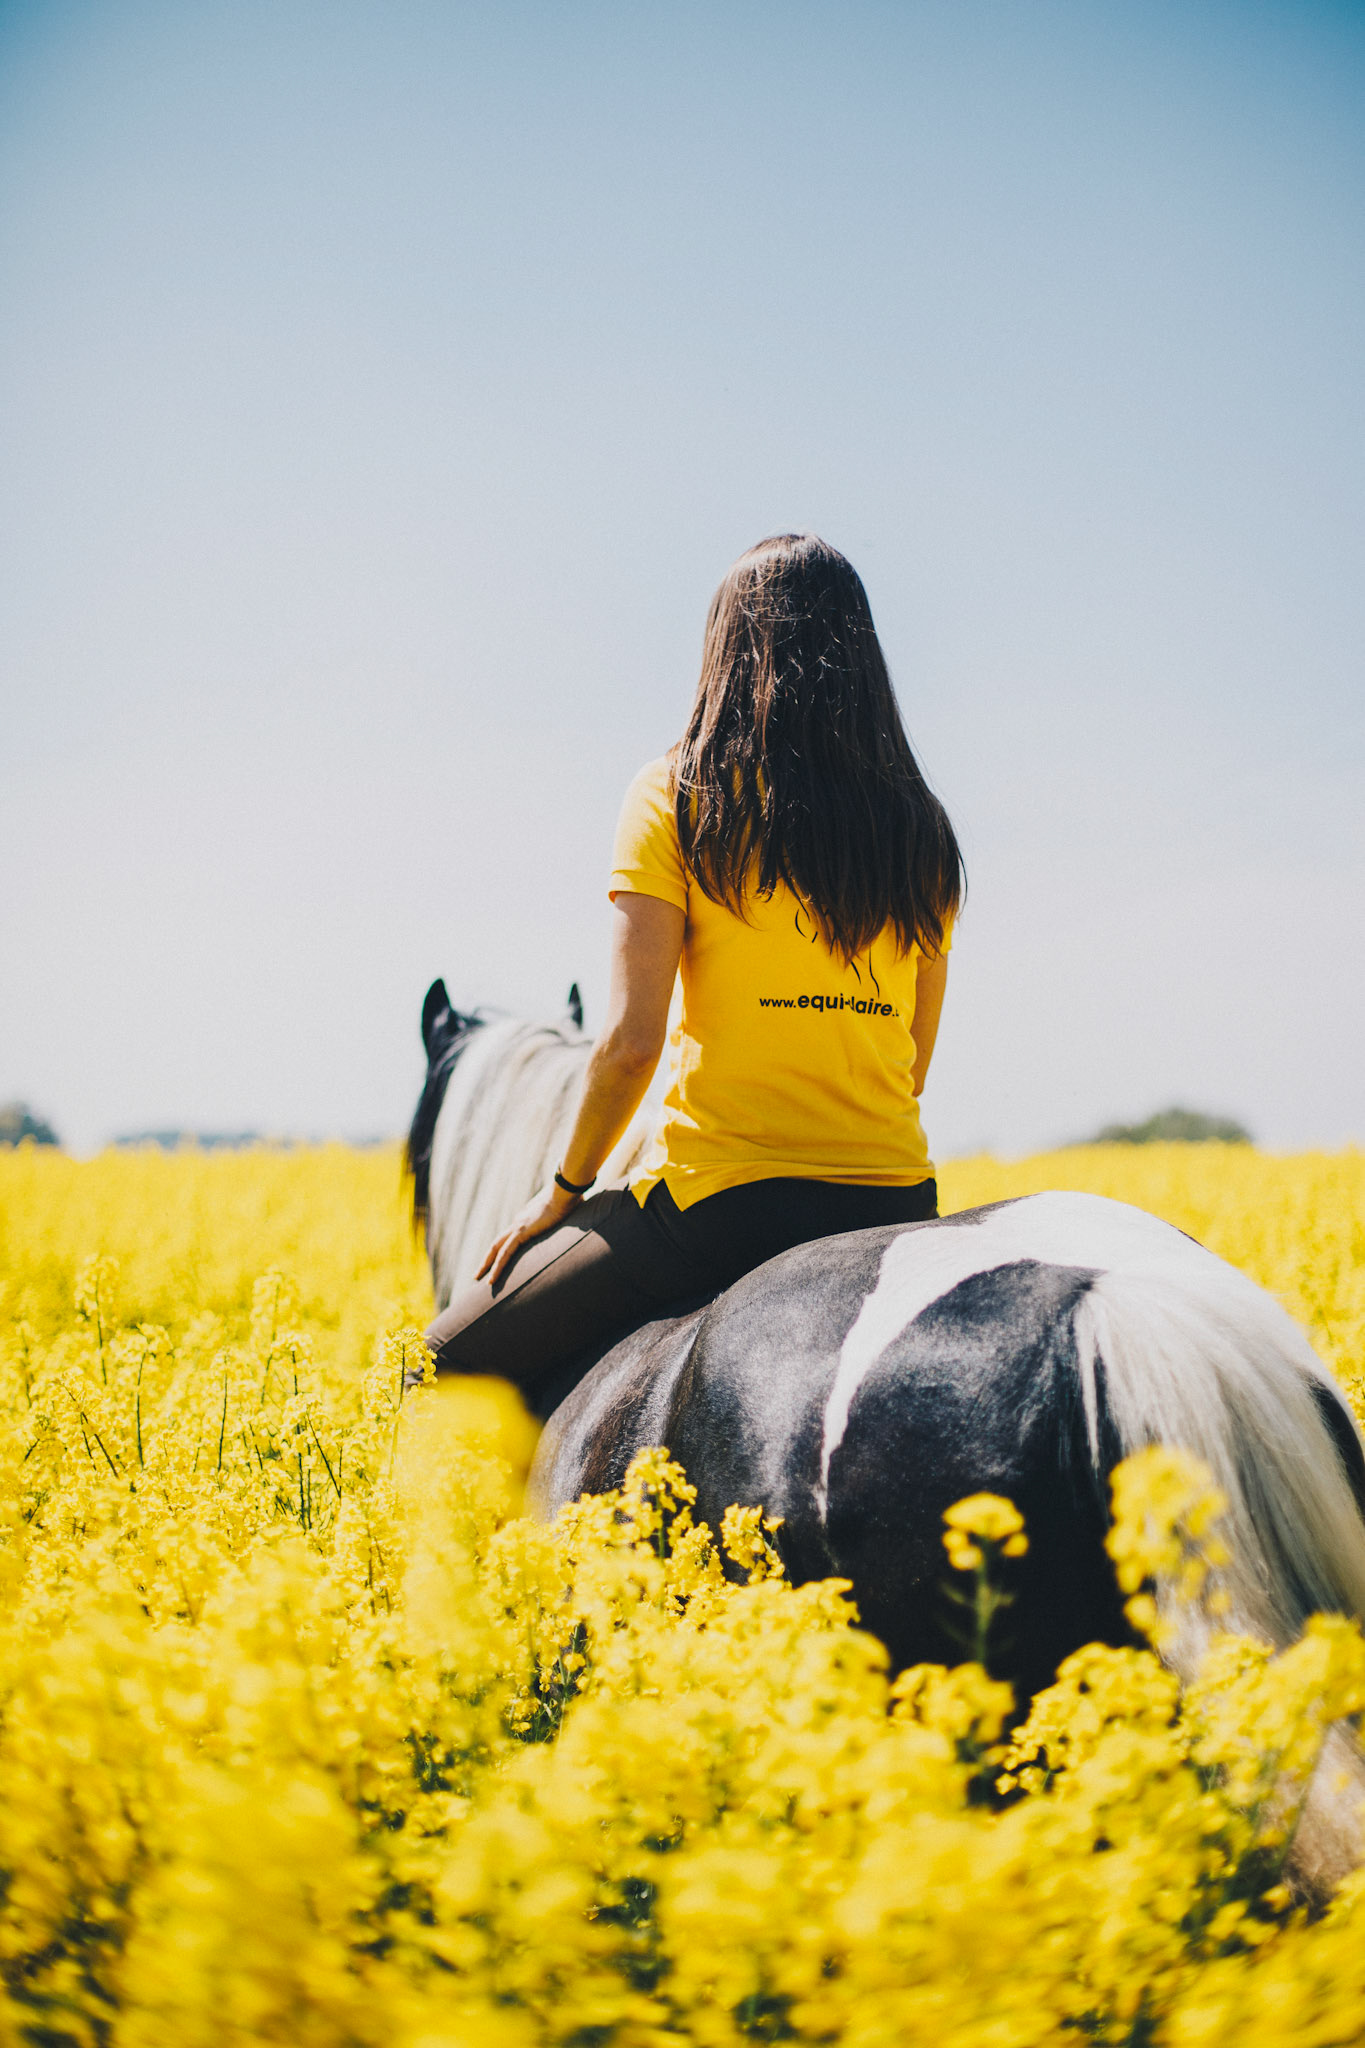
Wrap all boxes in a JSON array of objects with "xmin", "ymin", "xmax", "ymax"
[{"xmin": 408, "ymin": 979, "xmax": 1365, "ymax": 1887}]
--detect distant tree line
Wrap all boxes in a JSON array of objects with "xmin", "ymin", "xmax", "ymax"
[
  {"xmin": 1087, "ymin": 1106, "xmax": 1252, "ymax": 1146},
  {"xmin": 113, "ymin": 1130, "xmax": 266, "ymax": 1151},
  {"xmin": 112, "ymin": 1131, "xmax": 394, "ymax": 1150},
  {"xmin": 0, "ymin": 1096, "xmax": 1253, "ymax": 1156},
  {"xmin": 0, "ymin": 1102, "xmax": 60, "ymax": 1148}
]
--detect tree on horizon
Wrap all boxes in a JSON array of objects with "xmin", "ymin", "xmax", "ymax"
[
  {"xmin": 0, "ymin": 1102, "xmax": 60, "ymax": 1148},
  {"xmin": 1090, "ymin": 1106, "xmax": 1252, "ymax": 1146}
]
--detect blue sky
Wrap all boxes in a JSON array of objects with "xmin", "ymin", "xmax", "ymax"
[{"xmin": 2, "ymin": 0, "xmax": 1362, "ymax": 1156}]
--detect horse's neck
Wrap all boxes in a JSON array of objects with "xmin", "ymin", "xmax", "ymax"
[{"xmin": 427, "ymin": 1018, "xmax": 659, "ymax": 1307}]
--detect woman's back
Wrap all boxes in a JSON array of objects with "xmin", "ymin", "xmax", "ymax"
[{"xmin": 612, "ymin": 754, "xmax": 949, "ymax": 1209}]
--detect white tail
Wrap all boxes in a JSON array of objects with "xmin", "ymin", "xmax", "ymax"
[
  {"xmin": 1075, "ymin": 1263, "xmax": 1365, "ymax": 1654},
  {"xmin": 1068, "ymin": 1239, "xmax": 1365, "ymax": 1891}
]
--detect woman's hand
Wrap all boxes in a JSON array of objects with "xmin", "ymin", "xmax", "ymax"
[{"xmin": 477, "ymin": 1179, "xmax": 583, "ymax": 1289}]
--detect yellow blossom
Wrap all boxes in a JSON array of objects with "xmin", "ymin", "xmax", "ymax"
[
  {"xmin": 0, "ymin": 1140, "xmax": 1362, "ymax": 2044},
  {"xmin": 942, "ymin": 1492, "xmax": 1029, "ymax": 1570}
]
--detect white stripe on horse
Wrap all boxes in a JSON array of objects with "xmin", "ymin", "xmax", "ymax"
[{"xmin": 816, "ymin": 1191, "xmax": 1211, "ymax": 1517}]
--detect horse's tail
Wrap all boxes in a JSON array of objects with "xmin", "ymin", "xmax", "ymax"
[{"xmin": 1073, "ymin": 1258, "xmax": 1365, "ymax": 1889}]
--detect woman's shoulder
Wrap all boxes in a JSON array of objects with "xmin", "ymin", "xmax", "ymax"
[
  {"xmin": 610, "ymin": 753, "xmax": 687, "ymax": 907},
  {"xmin": 616, "ymin": 754, "xmax": 678, "ymax": 836},
  {"xmin": 622, "ymin": 754, "xmax": 675, "ymax": 802}
]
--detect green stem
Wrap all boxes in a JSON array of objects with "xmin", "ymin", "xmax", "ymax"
[{"xmin": 307, "ymin": 1414, "xmax": 342, "ymax": 1499}]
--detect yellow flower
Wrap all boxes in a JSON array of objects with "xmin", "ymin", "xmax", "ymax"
[
  {"xmin": 1, "ymin": 1140, "xmax": 1364, "ymax": 2045},
  {"xmin": 942, "ymin": 1492, "xmax": 1029, "ymax": 1570}
]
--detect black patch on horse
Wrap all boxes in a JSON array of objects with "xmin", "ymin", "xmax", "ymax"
[
  {"xmin": 405, "ymin": 979, "xmax": 482, "ymax": 1234},
  {"xmin": 826, "ymin": 1259, "xmax": 1136, "ymax": 1693},
  {"xmin": 1310, "ymin": 1380, "xmax": 1365, "ymax": 1523}
]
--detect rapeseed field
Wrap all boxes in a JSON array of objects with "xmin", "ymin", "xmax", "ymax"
[{"xmin": 0, "ymin": 1140, "xmax": 1363, "ymax": 2047}]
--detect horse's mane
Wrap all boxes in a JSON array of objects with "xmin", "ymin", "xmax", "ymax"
[{"xmin": 424, "ymin": 1015, "xmax": 657, "ymax": 1309}]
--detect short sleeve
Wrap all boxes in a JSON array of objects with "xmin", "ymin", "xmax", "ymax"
[{"xmin": 609, "ymin": 757, "xmax": 689, "ymax": 912}]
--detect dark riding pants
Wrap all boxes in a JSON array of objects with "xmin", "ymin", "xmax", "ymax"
[{"xmin": 424, "ymin": 1175, "xmax": 939, "ymax": 1406}]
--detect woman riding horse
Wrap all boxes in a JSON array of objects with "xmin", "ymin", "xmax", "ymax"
[
  {"xmin": 424, "ymin": 533, "xmax": 965, "ymax": 1400},
  {"xmin": 410, "ymin": 541, "xmax": 1365, "ymax": 1887}
]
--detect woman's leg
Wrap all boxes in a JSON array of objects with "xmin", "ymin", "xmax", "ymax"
[
  {"xmin": 423, "ymin": 1187, "xmax": 712, "ymax": 1404},
  {"xmin": 422, "ymin": 1175, "xmax": 939, "ymax": 1406}
]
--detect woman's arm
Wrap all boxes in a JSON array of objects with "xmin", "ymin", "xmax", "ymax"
[
  {"xmin": 910, "ymin": 949, "xmax": 948, "ymax": 1098},
  {"xmin": 478, "ymin": 892, "xmax": 685, "ymax": 1285}
]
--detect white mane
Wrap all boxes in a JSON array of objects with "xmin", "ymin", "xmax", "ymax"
[{"xmin": 426, "ymin": 1017, "xmax": 659, "ymax": 1308}]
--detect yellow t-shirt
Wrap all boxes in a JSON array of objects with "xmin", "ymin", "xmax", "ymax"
[{"xmin": 608, "ymin": 756, "xmax": 951, "ymax": 1210}]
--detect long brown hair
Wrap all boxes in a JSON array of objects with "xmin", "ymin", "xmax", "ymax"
[{"xmin": 673, "ymin": 534, "xmax": 964, "ymax": 961}]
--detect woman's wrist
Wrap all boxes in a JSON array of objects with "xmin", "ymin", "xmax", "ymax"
[{"xmin": 554, "ymin": 1164, "xmax": 596, "ymax": 1197}]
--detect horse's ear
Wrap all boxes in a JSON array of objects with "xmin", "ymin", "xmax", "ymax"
[
  {"xmin": 567, "ymin": 982, "xmax": 584, "ymax": 1031},
  {"xmin": 421, "ymin": 978, "xmax": 453, "ymax": 1057}
]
